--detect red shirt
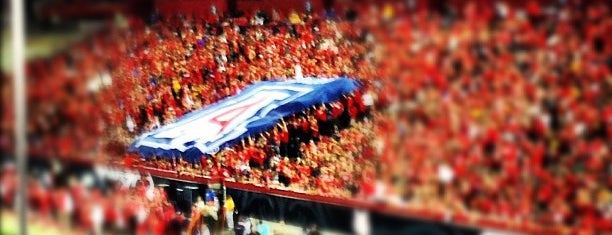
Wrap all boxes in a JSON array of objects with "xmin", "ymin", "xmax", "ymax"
[
  {"xmin": 105, "ymin": 201, "xmax": 117, "ymax": 225},
  {"xmin": 355, "ymin": 93, "xmax": 367, "ymax": 112},
  {"xmin": 331, "ymin": 102, "xmax": 344, "ymax": 119},
  {"xmin": 300, "ymin": 119, "xmax": 310, "ymax": 132},
  {"xmin": 361, "ymin": 178, "xmax": 375, "ymax": 197},
  {"xmin": 249, "ymin": 148, "xmax": 265, "ymax": 165},
  {"xmin": 124, "ymin": 156, "xmax": 135, "ymax": 167},
  {"xmin": 310, "ymin": 120, "xmax": 319, "ymax": 137},
  {"xmin": 200, "ymin": 156, "xmax": 208, "ymax": 169},
  {"xmin": 280, "ymin": 130, "xmax": 289, "ymax": 143},
  {"xmin": 315, "ymin": 108, "xmax": 327, "ymax": 121},
  {"xmin": 298, "ymin": 165, "xmax": 311, "ymax": 176},
  {"xmin": 272, "ymin": 132, "xmax": 281, "ymax": 145},
  {"xmin": 349, "ymin": 105, "xmax": 359, "ymax": 119}
]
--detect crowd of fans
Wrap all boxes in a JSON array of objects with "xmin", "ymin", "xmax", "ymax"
[
  {"xmin": 2, "ymin": 0, "xmax": 611, "ymax": 233},
  {"xmin": 107, "ymin": 9, "xmax": 377, "ymax": 138},
  {"xmin": 370, "ymin": 2, "xmax": 612, "ymax": 232},
  {"xmin": 0, "ymin": 20, "xmax": 147, "ymax": 159},
  {"xmin": 128, "ymin": 1, "xmax": 612, "ymax": 233},
  {"xmin": 0, "ymin": 164, "xmax": 183, "ymax": 235},
  {"xmin": 140, "ymin": 94, "xmax": 377, "ymax": 198}
]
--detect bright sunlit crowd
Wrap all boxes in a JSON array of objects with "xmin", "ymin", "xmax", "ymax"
[{"xmin": 1, "ymin": 0, "xmax": 611, "ymax": 234}]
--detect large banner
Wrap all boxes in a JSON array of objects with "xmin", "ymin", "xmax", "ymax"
[{"xmin": 129, "ymin": 78, "xmax": 360, "ymax": 161}]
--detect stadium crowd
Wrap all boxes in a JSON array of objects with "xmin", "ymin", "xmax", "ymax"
[
  {"xmin": 0, "ymin": 164, "xmax": 183, "ymax": 235},
  {"xmin": 128, "ymin": 1, "xmax": 612, "ymax": 233},
  {"xmin": 108, "ymin": 10, "xmax": 377, "ymax": 137},
  {"xmin": 1, "ymin": 22, "xmax": 145, "ymax": 160},
  {"xmin": 1, "ymin": 0, "xmax": 610, "ymax": 233}
]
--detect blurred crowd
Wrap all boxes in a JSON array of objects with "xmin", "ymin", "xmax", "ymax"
[
  {"xmin": 2, "ymin": 0, "xmax": 611, "ymax": 233},
  {"xmin": 370, "ymin": 1, "xmax": 612, "ymax": 232},
  {"xmin": 0, "ymin": 164, "xmax": 182, "ymax": 235},
  {"xmin": 129, "ymin": 1, "xmax": 612, "ymax": 232},
  {"xmin": 1, "ymin": 21, "xmax": 145, "ymax": 159},
  {"xmin": 107, "ymin": 10, "xmax": 377, "ymax": 138}
]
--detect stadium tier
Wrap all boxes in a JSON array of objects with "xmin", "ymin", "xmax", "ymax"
[{"xmin": 1, "ymin": 0, "xmax": 611, "ymax": 234}]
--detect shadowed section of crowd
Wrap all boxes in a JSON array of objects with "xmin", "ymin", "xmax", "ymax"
[{"xmin": 0, "ymin": 165, "xmax": 184, "ymax": 235}]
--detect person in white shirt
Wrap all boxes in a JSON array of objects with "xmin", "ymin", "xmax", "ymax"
[
  {"xmin": 238, "ymin": 216, "xmax": 251, "ymax": 235},
  {"xmin": 353, "ymin": 209, "xmax": 371, "ymax": 235},
  {"xmin": 126, "ymin": 114, "xmax": 136, "ymax": 133},
  {"xmin": 362, "ymin": 91, "xmax": 375, "ymax": 108},
  {"xmin": 60, "ymin": 190, "xmax": 74, "ymax": 228},
  {"xmin": 195, "ymin": 196, "xmax": 206, "ymax": 211},
  {"xmin": 295, "ymin": 63, "xmax": 303, "ymax": 79},
  {"xmin": 91, "ymin": 203, "xmax": 105, "ymax": 235}
]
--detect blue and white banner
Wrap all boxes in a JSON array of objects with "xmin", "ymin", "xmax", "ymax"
[{"xmin": 129, "ymin": 78, "xmax": 361, "ymax": 161}]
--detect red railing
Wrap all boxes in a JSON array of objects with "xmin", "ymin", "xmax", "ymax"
[
  {"xmin": 122, "ymin": 163, "xmax": 571, "ymax": 235},
  {"xmin": 222, "ymin": 180, "xmax": 566, "ymax": 235},
  {"xmin": 132, "ymin": 165, "xmax": 224, "ymax": 184},
  {"xmin": 12, "ymin": 153, "xmax": 575, "ymax": 235}
]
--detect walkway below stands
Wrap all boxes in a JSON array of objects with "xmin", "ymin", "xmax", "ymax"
[{"xmin": 219, "ymin": 219, "xmax": 347, "ymax": 235}]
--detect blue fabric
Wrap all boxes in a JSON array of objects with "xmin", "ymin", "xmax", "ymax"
[
  {"xmin": 129, "ymin": 77, "xmax": 361, "ymax": 161},
  {"xmin": 205, "ymin": 190, "xmax": 215, "ymax": 201},
  {"xmin": 257, "ymin": 223, "xmax": 271, "ymax": 235}
]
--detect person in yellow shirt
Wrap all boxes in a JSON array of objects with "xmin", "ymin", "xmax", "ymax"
[
  {"xmin": 383, "ymin": 3, "xmax": 395, "ymax": 21},
  {"xmin": 224, "ymin": 195, "xmax": 235, "ymax": 230},
  {"xmin": 289, "ymin": 11, "xmax": 302, "ymax": 25},
  {"xmin": 172, "ymin": 79, "xmax": 181, "ymax": 94}
]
